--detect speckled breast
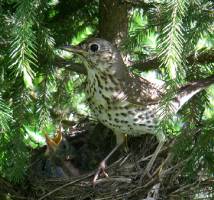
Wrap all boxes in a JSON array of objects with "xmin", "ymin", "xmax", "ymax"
[{"xmin": 85, "ymin": 72, "xmax": 159, "ymax": 135}]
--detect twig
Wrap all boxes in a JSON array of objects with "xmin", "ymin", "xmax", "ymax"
[
  {"xmin": 38, "ymin": 173, "xmax": 94, "ymax": 200},
  {"xmin": 119, "ymin": 153, "xmax": 131, "ymax": 166},
  {"xmin": 95, "ymin": 177, "xmax": 132, "ymax": 184},
  {"xmin": 38, "ymin": 154, "xmax": 127, "ymax": 199},
  {"xmin": 55, "ymin": 57, "xmax": 86, "ymax": 75},
  {"xmin": 170, "ymin": 181, "xmax": 199, "ymax": 195},
  {"xmin": 138, "ymin": 146, "xmax": 168, "ymax": 163},
  {"xmin": 9, "ymin": 195, "xmax": 28, "ymax": 200},
  {"xmin": 130, "ymin": 49, "xmax": 214, "ymax": 71}
]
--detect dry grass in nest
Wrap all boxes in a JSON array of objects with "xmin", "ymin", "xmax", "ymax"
[
  {"xmin": 1, "ymin": 122, "xmax": 213, "ymax": 200},
  {"xmin": 29, "ymin": 133, "xmax": 213, "ymax": 200}
]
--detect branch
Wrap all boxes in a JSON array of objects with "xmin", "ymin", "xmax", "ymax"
[
  {"xmin": 122, "ymin": 0, "xmax": 160, "ymax": 10},
  {"xmin": 55, "ymin": 49, "xmax": 214, "ymax": 74},
  {"xmin": 55, "ymin": 57, "xmax": 86, "ymax": 75},
  {"xmin": 131, "ymin": 49, "xmax": 214, "ymax": 71},
  {"xmin": 130, "ymin": 56, "xmax": 160, "ymax": 71},
  {"xmin": 186, "ymin": 49, "xmax": 214, "ymax": 66},
  {"xmin": 38, "ymin": 173, "xmax": 94, "ymax": 200}
]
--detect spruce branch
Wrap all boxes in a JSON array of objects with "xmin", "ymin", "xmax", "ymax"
[
  {"xmin": 0, "ymin": 95, "xmax": 12, "ymax": 131},
  {"xmin": 158, "ymin": 0, "xmax": 188, "ymax": 81},
  {"xmin": 57, "ymin": 49, "xmax": 214, "ymax": 74},
  {"xmin": 130, "ymin": 49, "xmax": 214, "ymax": 71},
  {"xmin": 122, "ymin": 0, "xmax": 160, "ymax": 11},
  {"xmin": 55, "ymin": 57, "xmax": 86, "ymax": 75},
  {"xmin": 9, "ymin": 0, "xmax": 38, "ymax": 88}
]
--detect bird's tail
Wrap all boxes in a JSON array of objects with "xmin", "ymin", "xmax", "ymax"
[{"xmin": 170, "ymin": 75, "xmax": 214, "ymax": 114}]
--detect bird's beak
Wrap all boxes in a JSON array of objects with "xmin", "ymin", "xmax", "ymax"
[
  {"xmin": 45, "ymin": 130, "xmax": 62, "ymax": 154},
  {"xmin": 61, "ymin": 44, "xmax": 88, "ymax": 56}
]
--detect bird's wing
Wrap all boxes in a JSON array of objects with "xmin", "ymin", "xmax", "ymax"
[{"xmin": 119, "ymin": 73, "xmax": 165, "ymax": 105}]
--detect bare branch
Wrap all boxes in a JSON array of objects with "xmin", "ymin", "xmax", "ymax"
[
  {"xmin": 131, "ymin": 49, "xmax": 214, "ymax": 71},
  {"xmin": 130, "ymin": 56, "xmax": 161, "ymax": 71},
  {"xmin": 55, "ymin": 57, "xmax": 86, "ymax": 75},
  {"xmin": 55, "ymin": 49, "xmax": 214, "ymax": 74},
  {"xmin": 122, "ymin": 0, "xmax": 159, "ymax": 10}
]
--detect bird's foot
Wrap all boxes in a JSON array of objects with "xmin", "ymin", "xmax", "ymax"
[
  {"xmin": 124, "ymin": 134, "xmax": 129, "ymax": 153},
  {"xmin": 92, "ymin": 160, "xmax": 109, "ymax": 186}
]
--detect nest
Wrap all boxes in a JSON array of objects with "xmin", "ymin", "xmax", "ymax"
[{"xmin": 1, "ymin": 121, "xmax": 214, "ymax": 199}]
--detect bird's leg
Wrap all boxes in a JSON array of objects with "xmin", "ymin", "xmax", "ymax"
[
  {"xmin": 145, "ymin": 140, "xmax": 164, "ymax": 175},
  {"xmin": 140, "ymin": 133, "xmax": 165, "ymax": 181},
  {"xmin": 93, "ymin": 133, "xmax": 124, "ymax": 185},
  {"xmin": 124, "ymin": 134, "xmax": 129, "ymax": 153}
]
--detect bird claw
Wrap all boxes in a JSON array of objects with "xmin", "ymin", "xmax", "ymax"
[{"xmin": 92, "ymin": 160, "xmax": 109, "ymax": 187}]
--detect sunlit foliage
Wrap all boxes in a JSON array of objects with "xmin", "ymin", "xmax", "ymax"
[{"xmin": 0, "ymin": 0, "xmax": 213, "ymax": 191}]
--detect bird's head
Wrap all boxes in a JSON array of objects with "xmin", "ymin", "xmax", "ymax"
[
  {"xmin": 45, "ymin": 131, "xmax": 76, "ymax": 161},
  {"xmin": 62, "ymin": 38, "xmax": 127, "ymax": 75}
]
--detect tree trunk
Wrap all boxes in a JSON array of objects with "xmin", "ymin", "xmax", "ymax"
[{"xmin": 98, "ymin": 0, "xmax": 128, "ymax": 46}]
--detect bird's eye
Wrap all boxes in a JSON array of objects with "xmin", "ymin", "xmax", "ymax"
[{"xmin": 89, "ymin": 44, "xmax": 99, "ymax": 52}]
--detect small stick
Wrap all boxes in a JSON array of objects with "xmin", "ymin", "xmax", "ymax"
[{"xmin": 38, "ymin": 173, "xmax": 94, "ymax": 200}]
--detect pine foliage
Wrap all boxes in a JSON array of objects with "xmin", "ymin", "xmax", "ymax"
[
  {"xmin": 0, "ymin": 0, "xmax": 97, "ymax": 183},
  {"xmin": 9, "ymin": 0, "xmax": 38, "ymax": 88},
  {"xmin": 158, "ymin": 0, "xmax": 188, "ymax": 81},
  {"xmin": 0, "ymin": 95, "xmax": 12, "ymax": 131},
  {"xmin": 0, "ymin": 1, "xmax": 213, "ymax": 199}
]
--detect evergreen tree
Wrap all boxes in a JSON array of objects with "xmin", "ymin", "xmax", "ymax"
[{"xmin": 0, "ymin": 0, "xmax": 213, "ymax": 199}]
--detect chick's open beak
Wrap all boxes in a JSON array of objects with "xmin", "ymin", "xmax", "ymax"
[
  {"xmin": 45, "ymin": 130, "xmax": 63, "ymax": 154},
  {"xmin": 61, "ymin": 44, "xmax": 88, "ymax": 56}
]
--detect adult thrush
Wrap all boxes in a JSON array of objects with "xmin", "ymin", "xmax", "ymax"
[{"xmin": 62, "ymin": 38, "xmax": 214, "ymax": 183}]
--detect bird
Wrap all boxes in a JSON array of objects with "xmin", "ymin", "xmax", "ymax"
[
  {"xmin": 45, "ymin": 130, "xmax": 80, "ymax": 177},
  {"xmin": 62, "ymin": 38, "xmax": 214, "ymax": 184}
]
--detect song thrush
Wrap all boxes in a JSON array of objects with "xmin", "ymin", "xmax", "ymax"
[
  {"xmin": 45, "ymin": 131, "xmax": 80, "ymax": 177},
  {"xmin": 62, "ymin": 38, "xmax": 214, "ymax": 183}
]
